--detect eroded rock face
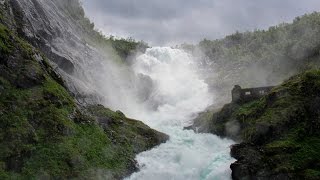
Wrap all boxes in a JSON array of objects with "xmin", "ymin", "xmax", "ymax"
[
  {"xmin": 7, "ymin": 0, "xmax": 100, "ymax": 102},
  {"xmin": 192, "ymin": 70, "xmax": 320, "ymax": 179},
  {"xmin": 15, "ymin": 64, "xmax": 45, "ymax": 88},
  {"xmin": 0, "ymin": 1, "xmax": 168, "ymax": 179},
  {"xmin": 230, "ymin": 143, "xmax": 296, "ymax": 180},
  {"xmin": 200, "ymin": 69, "xmax": 320, "ymax": 180},
  {"xmin": 85, "ymin": 104, "xmax": 169, "ymax": 178},
  {"xmin": 9, "ymin": 0, "xmax": 76, "ymax": 73},
  {"xmin": 230, "ymin": 144, "xmax": 266, "ymax": 180},
  {"xmin": 6, "ymin": 0, "xmax": 148, "ymax": 110}
]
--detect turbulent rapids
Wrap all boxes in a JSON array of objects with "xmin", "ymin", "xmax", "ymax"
[
  {"xmin": 10, "ymin": 0, "xmax": 235, "ymax": 178},
  {"xmin": 3, "ymin": 0, "xmax": 320, "ymax": 179},
  {"xmin": 123, "ymin": 47, "xmax": 235, "ymax": 180}
]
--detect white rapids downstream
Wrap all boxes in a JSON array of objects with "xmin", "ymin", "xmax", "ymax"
[
  {"xmin": 122, "ymin": 47, "xmax": 235, "ymax": 180},
  {"xmin": 13, "ymin": 1, "xmax": 234, "ymax": 179}
]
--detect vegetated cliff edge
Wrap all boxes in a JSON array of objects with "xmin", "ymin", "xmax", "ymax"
[
  {"xmin": 5, "ymin": 0, "xmax": 149, "ymax": 106},
  {"xmin": 187, "ymin": 12, "xmax": 320, "ymax": 180},
  {"xmin": 183, "ymin": 12, "xmax": 320, "ymax": 106},
  {"xmin": 192, "ymin": 69, "xmax": 320, "ymax": 179},
  {"xmin": 0, "ymin": 0, "xmax": 167, "ymax": 179}
]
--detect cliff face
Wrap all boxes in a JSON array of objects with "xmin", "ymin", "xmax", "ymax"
[
  {"xmin": 4, "ymin": 0, "xmax": 146, "ymax": 107},
  {"xmin": 193, "ymin": 70, "xmax": 320, "ymax": 179},
  {"xmin": 0, "ymin": 0, "xmax": 167, "ymax": 179},
  {"xmin": 189, "ymin": 12, "xmax": 320, "ymax": 179}
]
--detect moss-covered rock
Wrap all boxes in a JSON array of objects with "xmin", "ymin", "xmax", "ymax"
[
  {"xmin": 0, "ymin": 24, "xmax": 12, "ymax": 54},
  {"xmin": 195, "ymin": 70, "xmax": 320, "ymax": 179},
  {"xmin": 0, "ymin": 22, "xmax": 167, "ymax": 179},
  {"xmin": 87, "ymin": 105, "xmax": 169, "ymax": 152}
]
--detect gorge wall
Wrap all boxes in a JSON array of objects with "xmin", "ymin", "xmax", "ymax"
[{"xmin": 0, "ymin": 0, "xmax": 168, "ymax": 179}]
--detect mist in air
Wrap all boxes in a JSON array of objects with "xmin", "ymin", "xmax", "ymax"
[
  {"xmin": 74, "ymin": 41, "xmax": 235, "ymax": 178},
  {"xmin": 125, "ymin": 47, "xmax": 234, "ymax": 180},
  {"xmin": 3, "ymin": 0, "xmax": 320, "ymax": 179},
  {"xmin": 78, "ymin": 0, "xmax": 320, "ymax": 179},
  {"xmin": 81, "ymin": 44, "xmax": 235, "ymax": 179}
]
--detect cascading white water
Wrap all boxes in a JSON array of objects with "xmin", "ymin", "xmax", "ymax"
[
  {"xmin": 124, "ymin": 47, "xmax": 235, "ymax": 180},
  {"xmin": 16, "ymin": 1, "xmax": 234, "ymax": 179}
]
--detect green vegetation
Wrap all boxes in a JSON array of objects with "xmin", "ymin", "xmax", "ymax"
[
  {"xmin": 0, "ymin": 2, "xmax": 165, "ymax": 178},
  {"xmin": 207, "ymin": 69, "xmax": 320, "ymax": 178},
  {"xmin": 58, "ymin": 0, "xmax": 148, "ymax": 63},
  {"xmin": 0, "ymin": 24, "xmax": 12, "ymax": 54},
  {"xmin": 109, "ymin": 37, "xmax": 148, "ymax": 60},
  {"xmin": 187, "ymin": 12, "xmax": 320, "ymax": 101},
  {"xmin": 0, "ymin": 22, "xmax": 167, "ymax": 179},
  {"xmin": 199, "ymin": 12, "xmax": 320, "ymax": 69},
  {"xmin": 88, "ymin": 31, "xmax": 148, "ymax": 64},
  {"xmin": 188, "ymin": 11, "xmax": 320, "ymax": 179},
  {"xmin": 0, "ymin": 37, "xmax": 76, "ymax": 177}
]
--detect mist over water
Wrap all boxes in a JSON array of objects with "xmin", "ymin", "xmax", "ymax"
[
  {"xmin": 119, "ymin": 47, "xmax": 235, "ymax": 180},
  {"xmin": 51, "ymin": 39, "xmax": 235, "ymax": 178},
  {"xmin": 12, "ymin": 1, "xmax": 234, "ymax": 178},
  {"xmin": 129, "ymin": 47, "xmax": 212, "ymax": 127}
]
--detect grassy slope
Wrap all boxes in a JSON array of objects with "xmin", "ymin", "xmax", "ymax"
[
  {"xmin": 204, "ymin": 69, "xmax": 320, "ymax": 179},
  {"xmin": 0, "ymin": 20, "xmax": 167, "ymax": 179},
  {"xmin": 191, "ymin": 12, "xmax": 320, "ymax": 103},
  {"xmin": 188, "ymin": 11, "xmax": 320, "ymax": 179}
]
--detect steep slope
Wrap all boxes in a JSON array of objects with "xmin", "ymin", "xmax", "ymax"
[
  {"xmin": 185, "ymin": 12, "xmax": 320, "ymax": 104},
  {"xmin": 3, "ymin": 0, "xmax": 147, "ymax": 108},
  {"xmin": 0, "ymin": 1, "xmax": 168, "ymax": 179},
  {"xmin": 187, "ymin": 11, "xmax": 320, "ymax": 180},
  {"xmin": 193, "ymin": 70, "xmax": 320, "ymax": 179}
]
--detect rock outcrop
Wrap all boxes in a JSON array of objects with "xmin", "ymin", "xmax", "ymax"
[
  {"xmin": 2, "ymin": 0, "xmax": 147, "ymax": 106},
  {"xmin": 0, "ymin": 0, "xmax": 168, "ymax": 179},
  {"xmin": 192, "ymin": 70, "xmax": 320, "ymax": 179}
]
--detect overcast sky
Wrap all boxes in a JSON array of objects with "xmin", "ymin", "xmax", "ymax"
[{"xmin": 82, "ymin": 0, "xmax": 320, "ymax": 46}]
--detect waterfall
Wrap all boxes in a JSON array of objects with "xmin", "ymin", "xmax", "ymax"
[
  {"xmin": 124, "ymin": 47, "xmax": 235, "ymax": 180},
  {"xmin": 14, "ymin": 0, "xmax": 235, "ymax": 179}
]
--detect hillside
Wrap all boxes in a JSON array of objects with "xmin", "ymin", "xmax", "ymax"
[
  {"xmin": 2, "ymin": 0, "xmax": 320, "ymax": 179},
  {"xmin": 0, "ymin": 0, "xmax": 167, "ymax": 179},
  {"xmin": 185, "ymin": 12, "xmax": 320, "ymax": 104},
  {"xmin": 192, "ymin": 69, "xmax": 320, "ymax": 179},
  {"xmin": 187, "ymin": 12, "xmax": 320, "ymax": 180}
]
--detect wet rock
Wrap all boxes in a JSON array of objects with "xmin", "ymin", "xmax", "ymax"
[
  {"xmin": 230, "ymin": 143, "xmax": 271, "ymax": 180},
  {"xmin": 6, "ymin": 155, "xmax": 24, "ymax": 172},
  {"xmin": 251, "ymin": 123, "xmax": 273, "ymax": 145},
  {"xmin": 50, "ymin": 54, "xmax": 75, "ymax": 74},
  {"xmin": 183, "ymin": 125, "xmax": 193, "ymax": 130},
  {"xmin": 116, "ymin": 110, "xmax": 125, "ymax": 118},
  {"xmin": 97, "ymin": 116, "xmax": 113, "ymax": 128},
  {"xmin": 230, "ymin": 161, "xmax": 252, "ymax": 180},
  {"xmin": 15, "ymin": 64, "xmax": 45, "ymax": 88}
]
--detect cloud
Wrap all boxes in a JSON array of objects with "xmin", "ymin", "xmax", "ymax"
[{"xmin": 82, "ymin": 0, "xmax": 320, "ymax": 46}]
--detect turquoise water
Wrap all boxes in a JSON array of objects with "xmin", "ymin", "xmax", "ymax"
[{"xmin": 125, "ymin": 47, "xmax": 235, "ymax": 180}]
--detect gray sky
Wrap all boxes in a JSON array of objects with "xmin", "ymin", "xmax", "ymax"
[{"xmin": 82, "ymin": 0, "xmax": 320, "ymax": 46}]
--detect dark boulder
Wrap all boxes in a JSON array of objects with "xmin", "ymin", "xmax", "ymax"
[{"xmin": 15, "ymin": 63, "xmax": 45, "ymax": 88}]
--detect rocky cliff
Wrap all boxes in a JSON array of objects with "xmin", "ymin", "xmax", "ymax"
[
  {"xmin": 0, "ymin": 0, "xmax": 167, "ymax": 179},
  {"xmin": 192, "ymin": 70, "xmax": 320, "ymax": 179},
  {"xmin": 4, "ymin": 0, "xmax": 147, "ymax": 106}
]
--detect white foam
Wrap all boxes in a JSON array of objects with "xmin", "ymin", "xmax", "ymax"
[{"xmin": 125, "ymin": 47, "xmax": 235, "ymax": 180}]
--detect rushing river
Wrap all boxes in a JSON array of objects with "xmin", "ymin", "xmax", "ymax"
[
  {"xmin": 15, "ymin": 1, "xmax": 234, "ymax": 179},
  {"xmin": 123, "ymin": 47, "xmax": 235, "ymax": 180}
]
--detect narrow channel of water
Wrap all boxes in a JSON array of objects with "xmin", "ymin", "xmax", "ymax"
[{"xmin": 124, "ymin": 47, "xmax": 235, "ymax": 180}]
